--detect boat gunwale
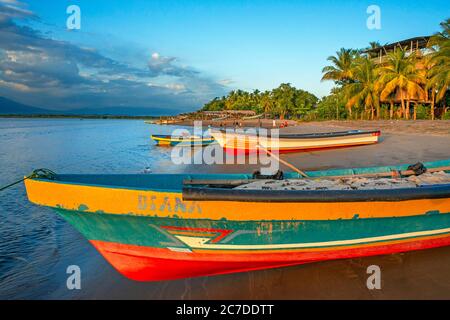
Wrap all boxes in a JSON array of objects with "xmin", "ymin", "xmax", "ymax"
[
  {"xmin": 26, "ymin": 159, "xmax": 450, "ymax": 198},
  {"xmin": 182, "ymin": 184, "xmax": 450, "ymax": 203},
  {"xmin": 28, "ymin": 175, "xmax": 450, "ymax": 203},
  {"xmin": 30, "ymin": 177, "xmax": 450, "ymax": 201},
  {"xmin": 212, "ymin": 129, "xmax": 381, "ymax": 139},
  {"xmin": 151, "ymin": 134, "xmax": 215, "ymax": 142},
  {"xmin": 29, "ymin": 177, "xmax": 182, "ymax": 194}
]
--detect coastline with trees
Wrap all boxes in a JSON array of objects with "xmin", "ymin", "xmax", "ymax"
[{"xmin": 201, "ymin": 19, "xmax": 450, "ymax": 121}]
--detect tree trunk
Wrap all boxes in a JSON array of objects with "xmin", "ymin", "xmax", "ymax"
[
  {"xmin": 444, "ymin": 96, "xmax": 448, "ymax": 119},
  {"xmin": 400, "ymin": 99, "xmax": 405, "ymax": 118},
  {"xmin": 405, "ymin": 100, "xmax": 410, "ymax": 120},
  {"xmin": 431, "ymin": 90, "xmax": 435, "ymax": 120},
  {"xmin": 389, "ymin": 101, "xmax": 394, "ymax": 119},
  {"xmin": 376, "ymin": 104, "xmax": 381, "ymax": 120}
]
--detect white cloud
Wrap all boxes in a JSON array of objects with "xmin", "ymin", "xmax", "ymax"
[
  {"xmin": 218, "ymin": 79, "xmax": 234, "ymax": 86},
  {"xmin": 165, "ymin": 83, "xmax": 186, "ymax": 91}
]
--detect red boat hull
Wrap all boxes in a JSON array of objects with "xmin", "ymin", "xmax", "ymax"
[
  {"xmin": 91, "ymin": 235, "xmax": 450, "ymax": 281},
  {"xmin": 213, "ymin": 129, "xmax": 381, "ymax": 155},
  {"xmin": 223, "ymin": 141, "xmax": 378, "ymax": 155}
]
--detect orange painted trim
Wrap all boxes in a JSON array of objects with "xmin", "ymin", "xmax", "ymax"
[{"xmin": 24, "ymin": 178, "xmax": 450, "ymax": 221}]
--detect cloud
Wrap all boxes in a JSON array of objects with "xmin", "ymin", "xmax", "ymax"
[
  {"xmin": 0, "ymin": 2, "xmax": 228, "ymax": 111},
  {"xmin": 0, "ymin": 0, "xmax": 34, "ymax": 21},
  {"xmin": 218, "ymin": 79, "xmax": 234, "ymax": 86},
  {"xmin": 147, "ymin": 52, "xmax": 199, "ymax": 78}
]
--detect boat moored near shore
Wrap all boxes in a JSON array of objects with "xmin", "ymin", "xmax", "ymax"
[
  {"xmin": 151, "ymin": 134, "xmax": 216, "ymax": 147},
  {"xmin": 210, "ymin": 129, "xmax": 381, "ymax": 153},
  {"xmin": 24, "ymin": 159, "xmax": 450, "ymax": 281}
]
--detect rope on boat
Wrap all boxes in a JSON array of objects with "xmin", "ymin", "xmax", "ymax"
[
  {"xmin": 1, "ymin": 132, "xmax": 145, "ymax": 194},
  {"xmin": 257, "ymin": 143, "xmax": 309, "ymax": 178},
  {"xmin": 0, "ymin": 169, "xmax": 56, "ymax": 192}
]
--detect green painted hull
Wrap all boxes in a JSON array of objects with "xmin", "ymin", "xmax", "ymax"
[{"xmin": 57, "ymin": 209, "xmax": 450, "ymax": 250}]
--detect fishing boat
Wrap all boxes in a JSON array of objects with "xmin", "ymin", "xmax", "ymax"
[
  {"xmin": 210, "ymin": 129, "xmax": 381, "ymax": 153},
  {"xmin": 24, "ymin": 159, "xmax": 450, "ymax": 281},
  {"xmin": 151, "ymin": 134, "xmax": 216, "ymax": 147}
]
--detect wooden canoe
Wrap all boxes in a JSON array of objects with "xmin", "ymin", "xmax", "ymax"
[
  {"xmin": 210, "ymin": 129, "xmax": 381, "ymax": 153},
  {"xmin": 151, "ymin": 134, "xmax": 216, "ymax": 147},
  {"xmin": 24, "ymin": 159, "xmax": 450, "ymax": 281}
]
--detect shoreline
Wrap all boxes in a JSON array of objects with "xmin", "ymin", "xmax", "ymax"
[
  {"xmin": 0, "ymin": 114, "xmax": 161, "ymax": 120},
  {"xmin": 176, "ymin": 119, "xmax": 450, "ymax": 136},
  {"xmin": 2, "ymin": 116, "xmax": 448, "ymax": 135}
]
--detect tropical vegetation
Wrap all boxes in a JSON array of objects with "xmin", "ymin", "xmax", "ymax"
[
  {"xmin": 201, "ymin": 84, "xmax": 319, "ymax": 119},
  {"xmin": 201, "ymin": 18, "xmax": 450, "ymax": 120}
]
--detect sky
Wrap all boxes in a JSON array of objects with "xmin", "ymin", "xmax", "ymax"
[{"xmin": 0, "ymin": 0, "xmax": 448, "ymax": 112}]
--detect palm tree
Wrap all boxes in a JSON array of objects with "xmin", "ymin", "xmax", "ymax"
[
  {"xmin": 344, "ymin": 57, "xmax": 380, "ymax": 120},
  {"xmin": 424, "ymin": 53, "xmax": 438, "ymax": 120},
  {"xmin": 322, "ymin": 48, "xmax": 359, "ymax": 85},
  {"xmin": 224, "ymin": 90, "xmax": 236, "ymax": 110},
  {"xmin": 368, "ymin": 41, "xmax": 381, "ymax": 49},
  {"xmin": 378, "ymin": 49, "xmax": 426, "ymax": 119},
  {"xmin": 272, "ymin": 83, "xmax": 295, "ymax": 119},
  {"xmin": 427, "ymin": 18, "xmax": 450, "ymax": 119},
  {"xmin": 365, "ymin": 42, "xmax": 382, "ymax": 59},
  {"xmin": 260, "ymin": 91, "xmax": 274, "ymax": 117}
]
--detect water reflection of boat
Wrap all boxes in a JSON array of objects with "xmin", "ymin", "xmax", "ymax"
[
  {"xmin": 210, "ymin": 129, "xmax": 381, "ymax": 153},
  {"xmin": 151, "ymin": 134, "xmax": 216, "ymax": 146},
  {"xmin": 24, "ymin": 159, "xmax": 450, "ymax": 281}
]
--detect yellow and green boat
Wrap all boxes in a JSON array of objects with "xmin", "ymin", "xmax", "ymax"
[
  {"xmin": 24, "ymin": 159, "xmax": 450, "ymax": 281},
  {"xmin": 151, "ymin": 134, "xmax": 216, "ymax": 146}
]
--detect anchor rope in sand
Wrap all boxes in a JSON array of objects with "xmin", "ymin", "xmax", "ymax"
[{"xmin": 0, "ymin": 169, "xmax": 56, "ymax": 192}]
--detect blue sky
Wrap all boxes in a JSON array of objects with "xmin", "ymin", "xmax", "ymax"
[{"xmin": 0, "ymin": 0, "xmax": 448, "ymax": 112}]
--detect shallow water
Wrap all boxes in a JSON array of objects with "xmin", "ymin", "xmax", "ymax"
[
  {"xmin": 0, "ymin": 118, "xmax": 449, "ymax": 299},
  {"xmin": 0, "ymin": 118, "xmax": 185, "ymax": 299}
]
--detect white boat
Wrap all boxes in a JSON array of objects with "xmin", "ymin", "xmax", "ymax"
[{"xmin": 210, "ymin": 129, "xmax": 381, "ymax": 153}]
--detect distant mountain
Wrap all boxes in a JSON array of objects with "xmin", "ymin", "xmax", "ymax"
[
  {"xmin": 0, "ymin": 97, "xmax": 184, "ymax": 116},
  {"xmin": 0, "ymin": 97, "xmax": 55, "ymax": 114}
]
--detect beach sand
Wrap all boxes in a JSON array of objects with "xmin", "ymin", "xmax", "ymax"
[{"xmin": 176, "ymin": 119, "xmax": 450, "ymax": 136}]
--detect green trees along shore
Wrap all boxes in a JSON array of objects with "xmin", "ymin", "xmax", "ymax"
[
  {"xmin": 202, "ymin": 19, "xmax": 450, "ymax": 121},
  {"xmin": 201, "ymin": 85, "xmax": 319, "ymax": 120}
]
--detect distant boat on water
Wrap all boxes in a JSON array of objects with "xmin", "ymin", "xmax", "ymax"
[{"xmin": 151, "ymin": 134, "xmax": 216, "ymax": 147}]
